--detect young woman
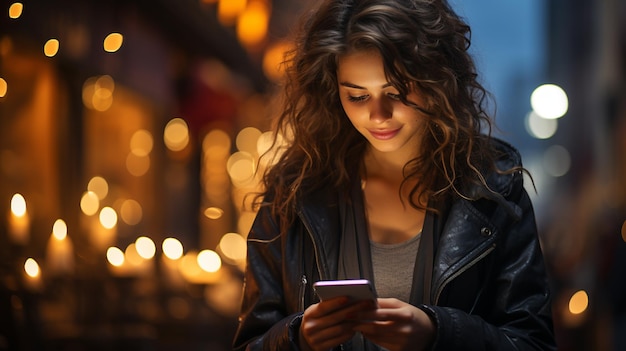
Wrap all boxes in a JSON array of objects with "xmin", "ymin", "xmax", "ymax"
[{"xmin": 233, "ymin": 0, "xmax": 556, "ymax": 350}]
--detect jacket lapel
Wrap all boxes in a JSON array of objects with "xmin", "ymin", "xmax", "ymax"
[
  {"xmin": 431, "ymin": 199, "xmax": 498, "ymax": 303},
  {"xmin": 296, "ymin": 185, "xmax": 342, "ymax": 280}
]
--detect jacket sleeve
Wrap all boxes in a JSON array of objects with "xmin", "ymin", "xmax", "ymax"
[
  {"xmin": 424, "ymin": 182, "xmax": 556, "ymax": 350},
  {"xmin": 232, "ymin": 204, "xmax": 304, "ymax": 351}
]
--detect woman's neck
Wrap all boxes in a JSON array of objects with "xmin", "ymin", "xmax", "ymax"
[{"xmin": 363, "ymin": 148, "xmax": 410, "ymax": 183}]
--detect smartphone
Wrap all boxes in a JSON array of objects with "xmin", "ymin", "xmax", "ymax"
[{"xmin": 313, "ymin": 279, "xmax": 377, "ymax": 303}]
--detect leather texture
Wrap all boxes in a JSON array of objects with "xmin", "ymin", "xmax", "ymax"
[{"xmin": 233, "ymin": 138, "xmax": 556, "ymax": 351}]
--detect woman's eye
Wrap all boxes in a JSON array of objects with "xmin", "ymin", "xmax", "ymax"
[
  {"xmin": 387, "ymin": 93, "xmax": 401, "ymax": 100},
  {"xmin": 347, "ymin": 95, "xmax": 368, "ymax": 102}
]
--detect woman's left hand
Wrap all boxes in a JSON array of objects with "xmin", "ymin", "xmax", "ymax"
[{"xmin": 352, "ymin": 298, "xmax": 435, "ymax": 351}]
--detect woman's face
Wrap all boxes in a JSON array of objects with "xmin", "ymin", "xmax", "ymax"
[{"xmin": 337, "ymin": 50, "xmax": 427, "ymax": 159}]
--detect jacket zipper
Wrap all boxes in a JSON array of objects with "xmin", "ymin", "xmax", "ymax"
[
  {"xmin": 297, "ymin": 211, "xmax": 325, "ymax": 311},
  {"xmin": 299, "ymin": 275, "xmax": 308, "ymax": 311},
  {"xmin": 433, "ymin": 243, "xmax": 496, "ymax": 304},
  {"xmin": 298, "ymin": 211, "xmax": 326, "ymax": 280}
]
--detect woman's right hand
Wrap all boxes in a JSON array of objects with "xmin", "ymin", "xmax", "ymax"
[{"xmin": 299, "ymin": 297, "xmax": 375, "ymax": 351}]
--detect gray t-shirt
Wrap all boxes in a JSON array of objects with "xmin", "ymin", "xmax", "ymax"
[{"xmin": 370, "ymin": 233, "xmax": 421, "ymax": 302}]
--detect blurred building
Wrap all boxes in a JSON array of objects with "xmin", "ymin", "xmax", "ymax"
[
  {"xmin": 541, "ymin": 0, "xmax": 626, "ymax": 350},
  {"xmin": 0, "ymin": 0, "xmax": 293, "ymax": 350}
]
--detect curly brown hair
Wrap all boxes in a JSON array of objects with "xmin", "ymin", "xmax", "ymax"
[{"xmin": 260, "ymin": 0, "xmax": 502, "ymax": 229}]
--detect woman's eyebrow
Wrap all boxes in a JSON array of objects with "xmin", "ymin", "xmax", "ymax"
[{"xmin": 339, "ymin": 82, "xmax": 393, "ymax": 89}]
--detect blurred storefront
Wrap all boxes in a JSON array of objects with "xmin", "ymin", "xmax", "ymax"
[
  {"xmin": 541, "ymin": 0, "xmax": 626, "ymax": 350},
  {"xmin": 0, "ymin": 0, "xmax": 289, "ymax": 349}
]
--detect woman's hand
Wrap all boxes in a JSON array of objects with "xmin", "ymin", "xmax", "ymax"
[
  {"xmin": 352, "ymin": 298, "xmax": 435, "ymax": 351},
  {"xmin": 299, "ymin": 297, "xmax": 376, "ymax": 351}
]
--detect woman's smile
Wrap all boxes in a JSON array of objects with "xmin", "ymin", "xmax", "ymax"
[
  {"xmin": 368, "ymin": 127, "xmax": 402, "ymax": 140},
  {"xmin": 337, "ymin": 49, "xmax": 427, "ymax": 159}
]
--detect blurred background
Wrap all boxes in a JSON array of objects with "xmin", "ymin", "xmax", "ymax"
[{"xmin": 0, "ymin": 0, "xmax": 624, "ymax": 350}]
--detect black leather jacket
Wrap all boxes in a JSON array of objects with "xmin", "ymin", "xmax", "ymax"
[{"xmin": 233, "ymin": 140, "xmax": 556, "ymax": 350}]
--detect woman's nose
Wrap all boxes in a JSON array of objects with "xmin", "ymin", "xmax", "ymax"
[{"xmin": 369, "ymin": 99, "xmax": 392, "ymax": 122}]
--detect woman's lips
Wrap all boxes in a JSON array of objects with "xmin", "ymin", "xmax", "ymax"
[{"xmin": 368, "ymin": 128, "xmax": 401, "ymax": 140}]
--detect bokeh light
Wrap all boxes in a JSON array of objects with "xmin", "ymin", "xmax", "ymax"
[
  {"xmin": 80, "ymin": 191, "xmax": 100, "ymax": 216},
  {"xmin": 107, "ymin": 247, "xmax": 124, "ymax": 266},
  {"xmin": 197, "ymin": 249, "xmax": 221, "ymax": 273},
  {"xmin": 236, "ymin": 127, "xmax": 262, "ymax": 154},
  {"xmin": 530, "ymin": 84, "xmax": 569, "ymax": 119},
  {"xmin": 135, "ymin": 236, "xmax": 156, "ymax": 259},
  {"xmin": 263, "ymin": 41, "xmax": 291, "ymax": 82},
  {"xmin": 44, "ymin": 39, "xmax": 59, "ymax": 57},
  {"xmin": 126, "ymin": 153, "xmax": 150, "ymax": 176},
  {"xmin": 99, "ymin": 207, "xmax": 118, "ymax": 229},
  {"xmin": 120, "ymin": 199, "xmax": 142, "ymax": 225},
  {"xmin": 568, "ymin": 290, "xmax": 589, "ymax": 315},
  {"xmin": 218, "ymin": 233, "xmax": 247, "ymax": 262},
  {"xmin": 87, "ymin": 176, "xmax": 109, "ymax": 200},
  {"xmin": 236, "ymin": 1, "xmax": 269, "ymax": 47},
  {"xmin": 0, "ymin": 77, "xmax": 7, "ymax": 97},
  {"xmin": 52, "ymin": 219, "xmax": 67, "ymax": 240},
  {"xmin": 130, "ymin": 129, "xmax": 154, "ymax": 157},
  {"xmin": 82, "ymin": 76, "xmax": 115, "ymax": 111},
  {"xmin": 204, "ymin": 207, "xmax": 224, "ymax": 220},
  {"xmin": 526, "ymin": 111, "xmax": 558, "ymax": 139},
  {"xmin": 24, "ymin": 258, "xmax": 40, "ymax": 278},
  {"xmin": 10, "ymin": 193, "xmax": 27, "ymax": 216},
  {"xmin": 9, "ymin": 3, "xmax": 23, "ymax": 19},
  {"xmin": 227, "ymin": 151, "xmax": 255, "ymax": 185},
  {"xmin": 124, "ymin": 243, "xmax": 143, "ymax": 266},
  {"xmin": 217, "ymin": 0, "xmax": 246, "ymax": 26},
  {"xmin": 162, "ymin": 238, "xmax": 184, "ymax": 260},
  {"xmin": 164, "ymin": 118, "xmax": 190, "ymax": 152},
  {"xmin": 103, "ymin": 33, "xmax": 123, "ymax": 52},
  {"xmin": 543, "ymin": 145, "xmax": 571, "ymax": 177}
]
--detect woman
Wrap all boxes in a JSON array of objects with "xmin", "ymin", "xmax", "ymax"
[{"xmin": 233, "ymin": 0, "xmax": 556, "ymax": 350}]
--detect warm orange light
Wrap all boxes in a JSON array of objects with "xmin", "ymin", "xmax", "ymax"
[
  {"xmin": 24, "ymin": 258, "xmax": 40, "ymax": 278},
  {"xmin": 99, "ymin": 207, "xmax": 118, "ymax": 229},
  {"xmin": 103, "ymin": 33, "xmax": 123, "ymax": 52},
  {"xmin": 107, "ymin": 247, "xmax": 125, "ymax": 266},
  {"xmin": 126, "ymin": 152, "xmax": 150, "ymax": 176},
  {"xmin": 203, "ymin": 129, "xmax": 231, "ymax": 158},
  {"xmin": 120, "ymin": 199, "xmax": 142, "ymax": 225},
  {"xmin": 162, "ymin": 238, "xmax": 184, "ymax": 260},
  {"xmin": 44, "ymin": 39, "xmax": 59, "ymax": 57},
  {"xmin": 197, "ymin": 250, "xmax": 221, "ymax": 273},
  {"xmin": 130, "ymin": 129, "xmax": 154, "ymax": 157},
  {"xmin": 10, "ymin": 193, "xmax": 27, "ymax": 217},
  {"xmin": 263, "ymin": 41, "xmax": 292, "ymax": 82},
  {"xmin": 52, "ymin": 219, "xmax": 67, "ymax": 240},
  {"xmin": 164, "ymin": 118, "xmax": 190, "ymax": 152},
  {"xmin": 227, "ymin": 151, "xmax": 255, "ymax": 186},
  {"xmin": 0, "ymin": 77, "xmax": 7, "ymax": 97},
  {"xmin": 568, "ymin": 290, "xmax": 589, "ymax": 315},
  {"xmin": 236, "ymin": 1, "xmax": 269, "ymax": 47},
  {"xmin": 88, "ymin": 176, "xmax": 109, "ymax": 200},
  {"xmin": 82, "ymin": 75, "xmax": 115, "ymax": 112},
  {"xmin": 9, "ymin": 3, "xmax": 23, "ymax": 19},
  {"xmin": 204, "ymin": 207, "xmax": 224, "ymax": 220},
  {"xmin": 236, "ymin": 127, "xmax": 262, "ymax": 154},
  {"xmin": 80, "ymin": 191, "xmax": 100, "ymax": 216},
  {"xmin": 124, "ymin": 243, "xmax": 143, "ymax": 266},
  {"xmin": 218, "ymin": 233, "xmax": 247, "ymax": 261},
  {"xmin": 218, "ymin": 0, "xmax": 247, "ymax": 26},
  {"xmin": 135, "ymin": 236, "xmax": 156, "ymax": 259}
]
